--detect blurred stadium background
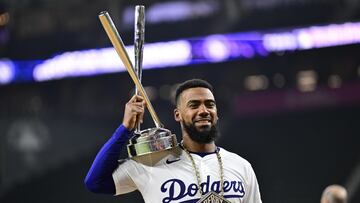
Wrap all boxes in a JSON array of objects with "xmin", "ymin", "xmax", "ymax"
[{"xmin": 0, "ymin": 0, "xmax": 360, "ymax": 202}]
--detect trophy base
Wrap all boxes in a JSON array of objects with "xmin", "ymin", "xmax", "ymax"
[{"xmin": 127, "ymin": 127, "xmax": 178, "ymax": 157}]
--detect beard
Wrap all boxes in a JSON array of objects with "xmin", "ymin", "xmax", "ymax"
[{"xmin": 182, "ymin": 121, "xmax": 219, "ymax": 144}]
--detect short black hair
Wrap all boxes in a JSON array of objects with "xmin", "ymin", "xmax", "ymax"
[{"xmin": 175, "ymin": 79, "xmax": 214, "ymax": 105}]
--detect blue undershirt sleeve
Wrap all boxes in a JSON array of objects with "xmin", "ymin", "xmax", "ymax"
[{"xmin": 84, "ymin": 124, "xmax": 132, "ymax": 194}]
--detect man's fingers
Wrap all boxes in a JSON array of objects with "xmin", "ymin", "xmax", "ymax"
[
  {"xmin": 123, "ymin": 94, "xmax": 146, "ymax": 130},
  {"xmin": 132, "ymin": 106, "xmax": 144, "ymax": 114},
  {"xmin": 126, "ymin": 101, "xmax": 144, "ymax": 112},
  {"xmin": 129, "ymin": 94, "xmax": 138, "ymax": 102},
  {"xmin": 133, "ymin": 102, "xmax": 144, "ymax": 108},
  {"xmin": 129, "ymin": 94, "xmax": 144, "ymax": 103},
  {"xmin": 136, "ymin": 95, "xmax": 144, "ymax": 102}
]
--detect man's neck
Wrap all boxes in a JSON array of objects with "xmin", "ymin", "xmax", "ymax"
[{"xmin": 182, "ymin": 135, "xmax": 216, "ymax": 153}]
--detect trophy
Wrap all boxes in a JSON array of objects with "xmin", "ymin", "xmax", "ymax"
[{"xmin": 98, "ymin": 6, "xmax": 178, "ymax": 158}]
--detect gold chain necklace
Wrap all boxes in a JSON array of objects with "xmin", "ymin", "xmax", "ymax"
[{"xmin": 180, "ymin": 141, "xmax": 225, "ymax": 198}]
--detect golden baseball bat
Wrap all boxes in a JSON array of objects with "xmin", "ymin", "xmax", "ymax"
[{"xmin": 99, "ymin": 11, "xmax": 162, "ymax": 128}]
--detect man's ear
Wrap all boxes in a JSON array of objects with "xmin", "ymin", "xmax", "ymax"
[{"xmin": 174, "ymin": 108, "xmax": 181, "ymax": 122}]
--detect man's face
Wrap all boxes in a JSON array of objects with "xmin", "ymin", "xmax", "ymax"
[{"xmin": 174, "ymin": 87, "xmax": 219, "ymax": 143}]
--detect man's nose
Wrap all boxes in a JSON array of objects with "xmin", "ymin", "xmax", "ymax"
[{"xmin": 198, "ymin": 105, "xmax": 210, "ymax": 115}]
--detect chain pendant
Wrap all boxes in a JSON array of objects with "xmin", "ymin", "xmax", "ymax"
[
  {"xmin": 181, "ymin": 141, "xmax": 230, "ymax": 202},
  {"xmin": 196, "ymin": 191, "xmax": 232, "ymax": 203}
]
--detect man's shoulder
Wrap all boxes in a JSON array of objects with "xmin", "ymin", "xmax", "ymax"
[{"xmin": 219, "ymin": 147, "xmax": 252, "ymax": 167}]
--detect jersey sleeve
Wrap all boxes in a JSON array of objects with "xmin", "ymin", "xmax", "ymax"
[
  {"xmin": 112, "ymin": 160, "xmax": 137, "ymax": 194},
  {"xmin": 244, "ymin": 164, "xmax": 262, "ymax": 203},
  {"xmin": 112, "ymin": 158, "xmax": 151, "ymax": 195}
]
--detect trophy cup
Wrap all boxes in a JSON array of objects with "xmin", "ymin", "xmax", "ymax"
[{"xmin": 98, "ymin": 6, "xmax": 178, "ymax": 158}]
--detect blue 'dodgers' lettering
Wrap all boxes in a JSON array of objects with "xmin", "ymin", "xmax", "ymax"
[
  {"xmin": 160, "ymin": 175, "xmax": 245, "ymax": 203},
  {"xmin": 161, "ymin": 179, "xmax": 187, "ymax": 203}
]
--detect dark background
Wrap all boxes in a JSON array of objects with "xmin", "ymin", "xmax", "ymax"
[{"xmin": 1, "ymin": 0, "xmax": 360, "ymax": 202}]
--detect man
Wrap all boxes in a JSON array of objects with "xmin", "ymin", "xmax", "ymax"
[
  {"xmin": 85, "ymin": 79, "xmax": 262, "ymax": 203},
  {"xmin": 321, "ymin": 185, "xmax": 347, "ymax": 203}
]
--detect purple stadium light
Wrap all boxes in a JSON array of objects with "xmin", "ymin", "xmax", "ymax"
[
  {"xmin": 0, "ymin": 60, "xmax": 15, "ymax": 84},
  {"xmin": 296, "ymin": 22, "xmax": 360, "ymax": 50},
  {"xmin": 33, "ymin": 40, "xmax": 191, "ymax": 82},
  {"xmin": 1, "ymin": 20, "xmax": 360, "ymax": 85},
  {"xmin": 263, "ymin": 32, "xmax": 298, "ymax": 51},
  {"xmin": 122, "ymin": 1, "xmax": 218, "ymax": 26},
  {"xmin": 264, "ymin": 22, "xmax": 360, "ymax": 52},
  {"xmin": 202, "ymin": 35, "xmax": 231, "ymax": 62}
]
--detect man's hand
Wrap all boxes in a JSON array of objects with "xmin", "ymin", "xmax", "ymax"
[{"xmin": 122, "ymin": 95, "xmax": 145, "ymax": 130}]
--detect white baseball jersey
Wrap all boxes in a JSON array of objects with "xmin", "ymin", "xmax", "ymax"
[{"xmin": 113, "ymin": 147, "xmax": 262, "ymax": 203}]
